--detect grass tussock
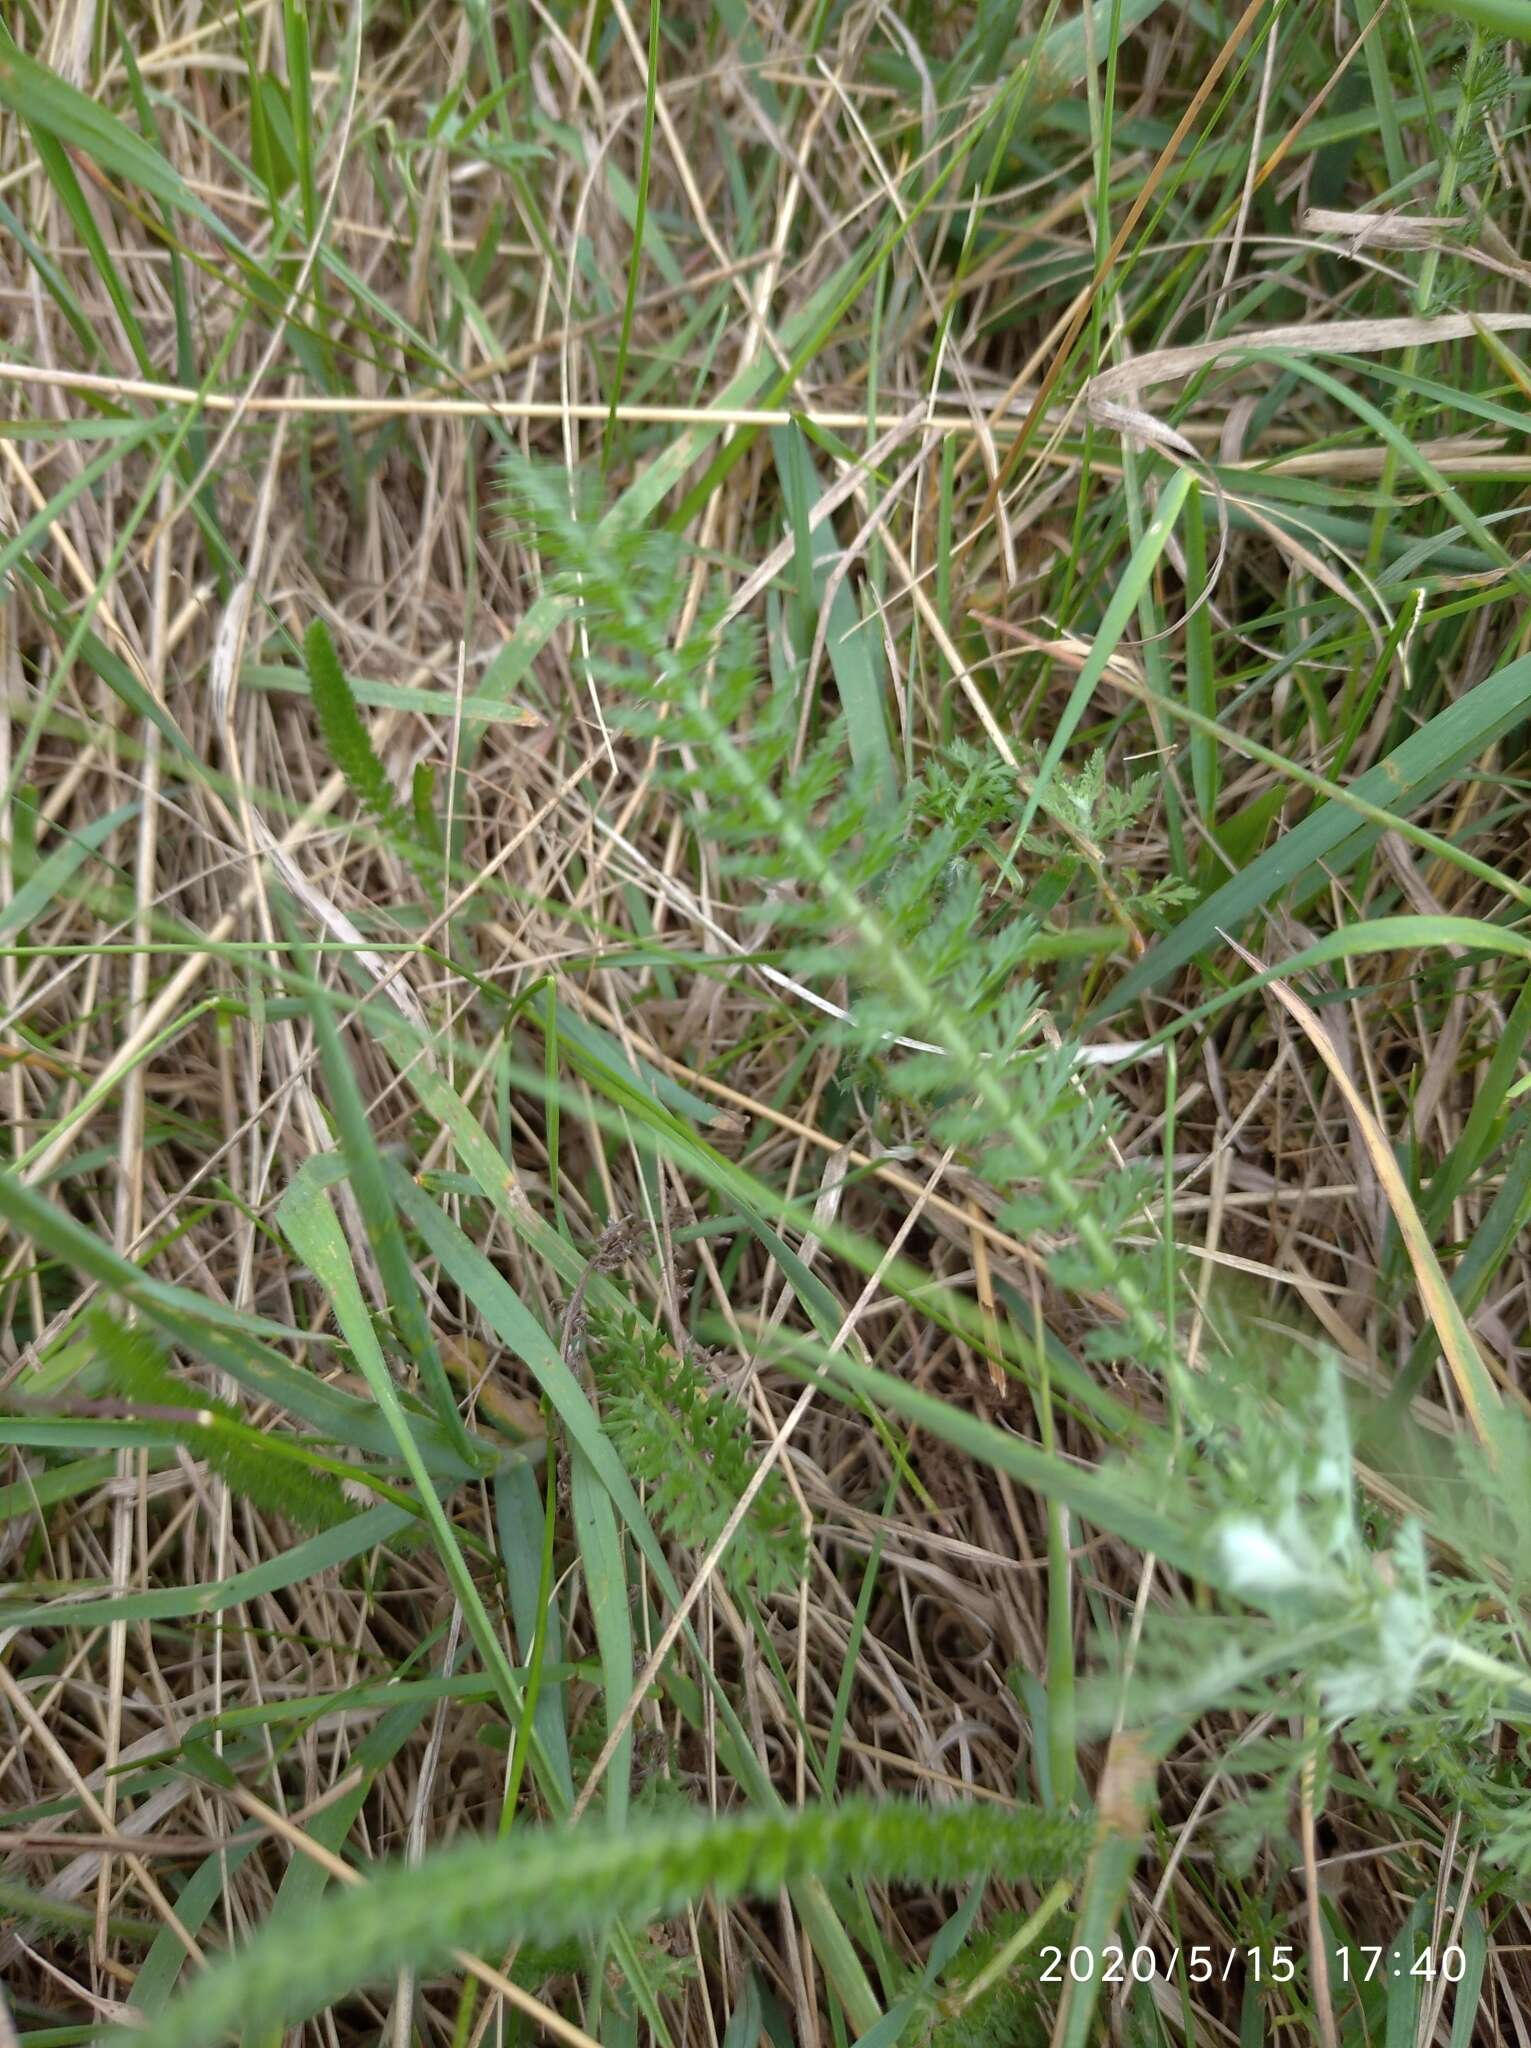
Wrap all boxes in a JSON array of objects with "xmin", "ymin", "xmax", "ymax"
[{"xmin": 3, "ymin": 0, "xmax": 1531, "ymax": 2044}]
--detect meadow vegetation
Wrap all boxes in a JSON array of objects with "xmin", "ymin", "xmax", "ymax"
[{"xmin": 3, "ymin": 0, "xmax": 1531, "ymax": 2042}]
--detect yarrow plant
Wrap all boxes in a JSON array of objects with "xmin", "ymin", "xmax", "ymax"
[
  {"xmin": 586, "ymin": 1304, "xmax": 808, "ymax": 1596},
  {"xmin": 502, "ymin": 460, "xmax": 1175, "ymax": 1369},
  {"xmin": 503, "ymin": 454, "xmax": 1531, "ymax": 1908}
]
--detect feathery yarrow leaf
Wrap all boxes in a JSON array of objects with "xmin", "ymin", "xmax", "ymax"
[
  {"xmin": 109, "ymin": 1798, "xmax": 1090, "ymax": 2048},
  {"xmin": 304, "ymin": 617, "xmax": 403, "ymax": 833},
  {"xmin": 500, "ymin": 457, "xmax": 1175, "ymax": 1375},
  {"xmin": 86, "ymin": 1310, "xmax": 354, "ymax": 1531},
  {"xmin": 588, "ymin": 1307, "xmax": 808, "ymax": 1595}
]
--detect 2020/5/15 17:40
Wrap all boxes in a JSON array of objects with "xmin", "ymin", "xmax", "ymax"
[{"xmin": 1037, "ymin": 1943, "xmax": 1470, "ymax": 1985}]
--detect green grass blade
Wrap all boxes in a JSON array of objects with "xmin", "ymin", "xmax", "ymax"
[
  {"xmin": 569, "ymin": 1450, "xmax": 635, "ymax": 1825},
  {"xmin": 1095, "ymin": 648, "xmax": 1531, "ymax": 1018},
  {"xmin": 0, "ymin": 800, "xmax": 138, "ymax": 942},
  {"xmin": 0, "ymin": 26, "xmax": 235, "ymax": 243},
  {"xmin": 1181, "ymin": 477, "xmax": 1219, "ymax": 821},
  {"xmin": 601, "ymin": 0, "xmax": 661, "ymax": 471},
  {"xmin": 276, "ymin": 1161, "xmax": 530, "ymax": 1730},
  {"xmin": 1018, "ymin": 467, "xmax": 1193, "ymax": 837}
]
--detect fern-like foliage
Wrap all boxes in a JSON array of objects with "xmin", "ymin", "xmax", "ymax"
[
  {"xmin": 108, "ymin": 1797, "xmax": 1090, "ymax": 2048},
  {"xmin": 82, "ymin": 1311, "xmax": 355, "ymax": 1532},
  {"xmin": 496, "ymin": 459, "xmax": 1531, "ymax": 1902},
  {"xmin": 909, "ymin": 1910, "xmax": 1053, "ymax": 2048},
  {"xmin": 304, "ymin": 618, "xmax": 402, "ymax": 832},
  {"xmin": 1078, "ymin": 1347, "xmax": 1531, "ymax": 1892},
  {"xmin": 587, "ymin": 1306, "xmax": 807, "ymax": 1596},
  {"xmin": 501, "ymin": 459, "xmax": 1174, "ymax": 1378},
  {"xmin": 304, "ymin": 619, "xmax": 448, "ymax": 897}
]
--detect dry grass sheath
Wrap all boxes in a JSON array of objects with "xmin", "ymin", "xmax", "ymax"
[{"xmin": 3, "ymin": 2, "xmax": 1531, "ymax": 2046}]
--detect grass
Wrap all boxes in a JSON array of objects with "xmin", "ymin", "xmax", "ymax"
[{"xmin": 4, "ymin": 1, "xmax": 1531, "ymax": 2045}]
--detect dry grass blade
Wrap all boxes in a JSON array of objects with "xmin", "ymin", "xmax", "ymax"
[
  {"xmin": 1222, "ymin": 933, "xmax": 1505, "ymax": 1448},
  {"xmin": 1085, "ymin": 309, "xmax": 1531, "ymax": 407}
]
